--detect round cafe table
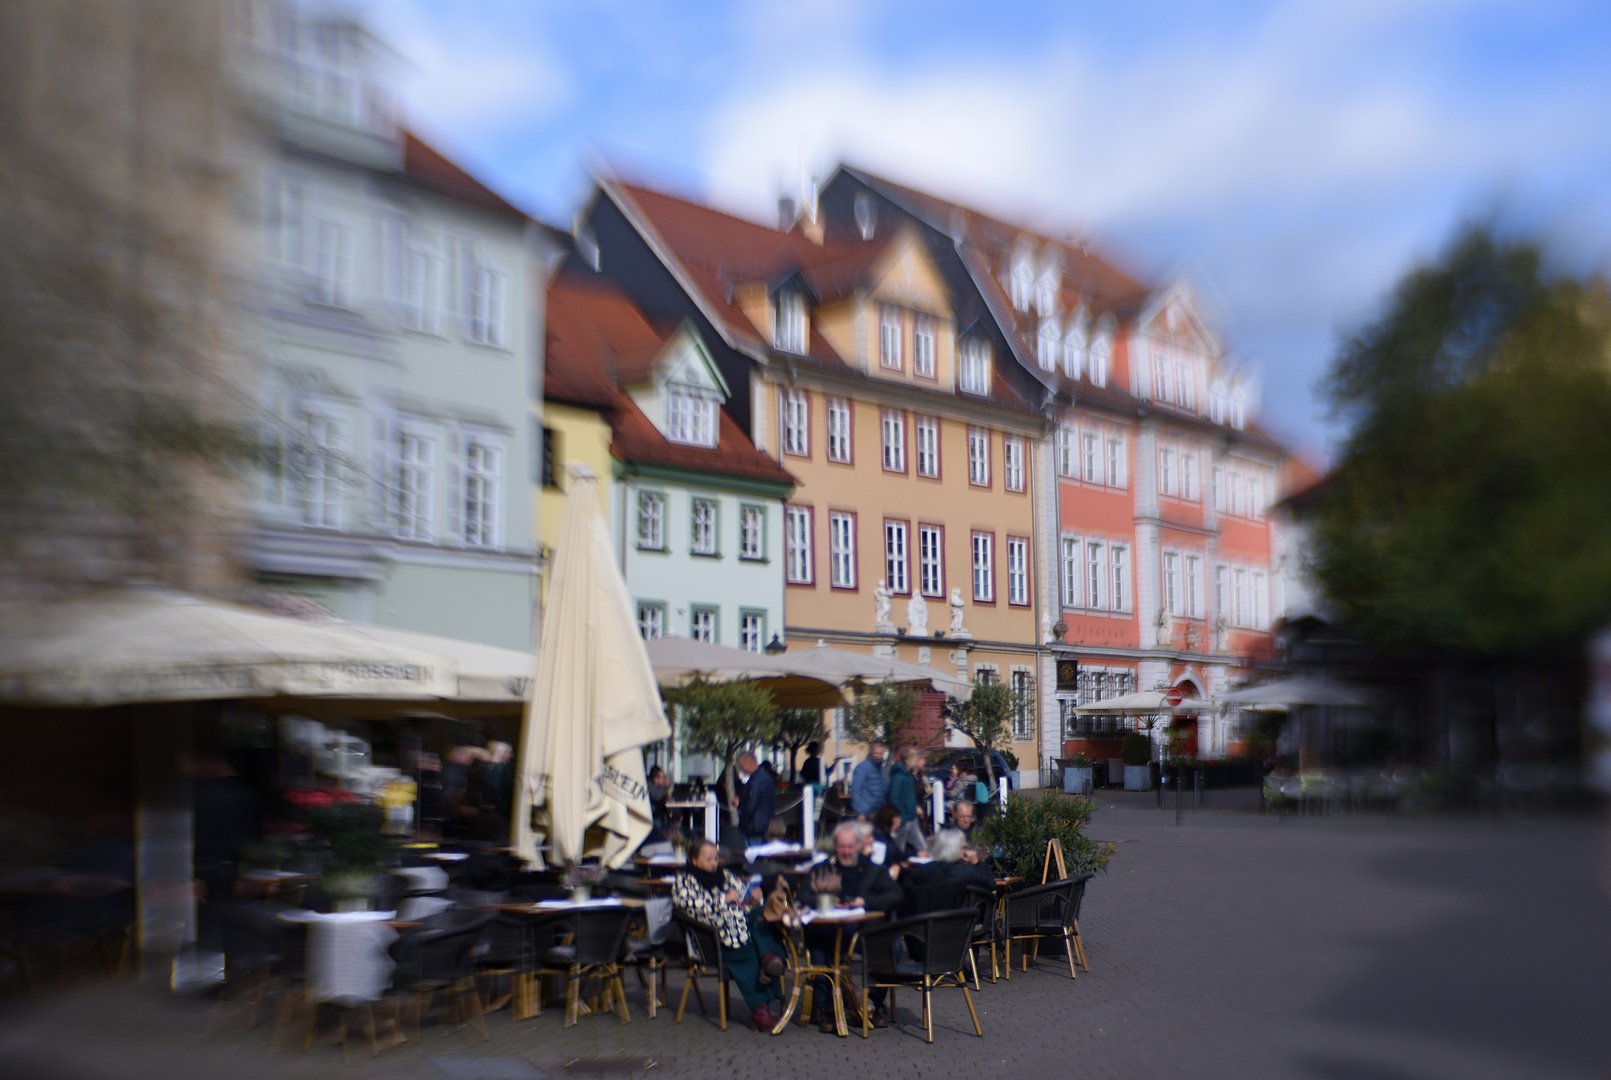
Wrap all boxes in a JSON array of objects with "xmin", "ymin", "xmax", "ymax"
[{"xmin": 769, "ymin": 906, "xmax": 884, "ymax": 1037}]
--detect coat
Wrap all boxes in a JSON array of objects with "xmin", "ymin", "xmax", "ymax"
[
  {"xmin": 671, "ymin": 868, "xmax": 751, "ymax": 949},
  {"xmin": 803, "ymin": 855, "xmax": 903, "ymax": 913},
  {"xmin": 850, "ymin": 757, "xmax": 888, "ymax": 817},
  {"xmin": 738, "ymin": 769, "xmax": 776, "ymax": 837},
  {"xmin": 885, "ymin": 762, "xmax": 918, "ymax": 820}
]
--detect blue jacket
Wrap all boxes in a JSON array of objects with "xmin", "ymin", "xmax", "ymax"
[
  {"xmin": 885, "ymin": 762, "xmax": 918, "ymax": 820},
  {"xmin": 738, "ymin": 770, "xmax": 775, "ymax": 837},
  {"xmin": 851, "ymin": 756, "xmax": 888, "ymax": 816}
]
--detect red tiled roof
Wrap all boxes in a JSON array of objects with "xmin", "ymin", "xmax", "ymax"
[
  {"xmin": 401, "ymin": 133, "xmax": 527, "ymax": 221},
  {"xmin": 545, "ymin": 261, "xmax": 795, "ymax": 488}
]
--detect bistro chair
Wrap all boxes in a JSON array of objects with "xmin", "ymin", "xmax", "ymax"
[
  {"xmin": 1001, "ymin": 874, "xmax": 1093, "ymax": 979},
  {"xmin": 536, "ymin": 906, "xmax": 635, "ymax": 1027},
  {"xmin": 392, "ymin": 911, "xmax": 496, "ymax": 1044},
  {"xmin": 671, "ymin": 913, "xmax": 733, "ymax": 1030},
  {"xmin": 857, "ymin": 908, "xmax": 982, "ymax": 1042}
]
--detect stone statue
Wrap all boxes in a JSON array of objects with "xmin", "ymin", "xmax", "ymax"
[
  {"xmin": 1155, "ymin": 605, "xmax": 1173, "ymax": 647},
  {"xmin": 874, "ymin": 580, "xmax": 894, "ymax": 633},
  {"xmin": 1214, "ymin": 613, "xmax": 1229, "ymax": 653},
  {"xmin": 906, "ymin": 593, "xmax": 930, "ymax": 637},
  {"xmin": 1041, "ymin": 613, "xmax": 1054, "ymax": 644},
  {"xmin": 948, "ymin": 587, "xmax": 969, "ymax": 637}
]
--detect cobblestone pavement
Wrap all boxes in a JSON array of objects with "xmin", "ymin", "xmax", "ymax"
[{"xmin": 3, "ymin": 793, "xmax": 1608, "ymax": 1080}]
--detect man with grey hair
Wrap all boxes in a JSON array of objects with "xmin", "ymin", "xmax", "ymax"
[
  {"xmin": 734, "ymin": 751, "xmax": 775, "ymax": 845},
  {"xmin": 900, "ymin": 827, "xmax": 996, "ymax": 894},
  {"xmin": 803, "ymin": 820, "xmax": 902, "ymax": 1030}
]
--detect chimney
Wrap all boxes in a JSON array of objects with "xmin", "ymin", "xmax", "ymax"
[{"xmin": 778, "ymin": 196, "xmax": 797, "ymax": 231}]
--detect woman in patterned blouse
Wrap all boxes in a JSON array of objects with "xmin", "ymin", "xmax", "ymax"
[{"xmin": 671, "ymin": 839, "xmax": 786, "ymax": 1031}]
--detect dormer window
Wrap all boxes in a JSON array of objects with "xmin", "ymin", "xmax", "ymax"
[
  {"xmin": 1010, "ymin": 261, "xmax": 1033, "ymax": 312},
  {"xmin": 959, "ymin": 338, "xmax": 991, "ymax": 395},
  {"xmin": 1089, "ymin": 330, "xmax": 1111, "ymax": 388},
  {"xmin": 1036, "ymin": 267, "xmax": 1059, "ymax": 316},
  {"xmin": 1230, "ymin": 387, "xmax": 1247, "ymax": 430},
  {"xmin": 1210, "ymin": 380, "xmax": 1229, "ymax": 425},
  {"xmin": 1063, "ymin": 319, "xmax": 1086, "ymax": 379},
  {"xmin": 879, "ymin": 304, "xmax": 902, "ymax": 370},
  {"xmin": 1037, "ymin": 319, "xmax": 1059, "ymax": 372},
  {"xmin": 666, "ymin": 386, "xmax": 718, "ymax": 447},
  {"xmin": 774, "ymin": 290, "xmax": 806, "ymax": 353}
]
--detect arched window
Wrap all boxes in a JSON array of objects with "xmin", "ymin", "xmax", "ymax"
[
  {"xmin": 1063, "ymin": 313, "xmax": 1087, "ymax": 379},
  {"xmin": 1010, "ymin": 260, "xmax": 1033, "ymax": 312},
  {"xmin": 1037, "ymin": 318, "xmax": 1060, "ymax": 371},
  {"xmin": 1089, "ymin": 330, "xmax": 1112, "ymax": 388}
]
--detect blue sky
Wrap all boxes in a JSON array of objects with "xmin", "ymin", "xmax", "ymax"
[{"xmin": 361, "ymin": 0, "xmax": 1611, "ymax": 466}]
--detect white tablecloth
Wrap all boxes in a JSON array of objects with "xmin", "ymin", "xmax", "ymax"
[
  {"xmin": 391, "ymin": 865, "xmax": 449, "ymax": 892},
  {"xmin": 280, "ymin": 910, "xmax": 398, "ymax": 1006}
]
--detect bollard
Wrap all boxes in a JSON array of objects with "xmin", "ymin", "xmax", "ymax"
[
  {"xmin": 997, "ymin": 775, "xmax": 1008, "ymax": 810},
  {"xmin": 1174, "ymin": 770, "xmax": 1182, "ymax": 827},
  {"xmin": 931, "ymin": 778, "xmax": 945, "ymax": 829},
  {"xmin": 802, "ymin": 783, "xmax": 815, "ymax": 850},
  {"xmin": 703, "ymin": 789, "xmax": 718, "ymax": 843}
]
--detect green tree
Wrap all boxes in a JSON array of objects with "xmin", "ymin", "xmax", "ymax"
[
  {"xmin": 842, "ymin": 679, "xmax": 918, "ymax": 753},
  {"xmin": 945, "ymin": 681, "xmax": 1020, "ymax": 790},
  {"xmin": 1311, "ymin": 225, "xmax": 1611, "ymax": 653},
  {"xmin": 664, "ymin": 678, "xmax": 779, "ymax": 825},
  {"xmin": 773, "ymin": 708, "xmax": 824, "ymax": 783}
]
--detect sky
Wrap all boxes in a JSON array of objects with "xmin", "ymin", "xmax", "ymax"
[{"xmin": 359, "ymin": 0, "xmax": 1611, "ymax": 467}]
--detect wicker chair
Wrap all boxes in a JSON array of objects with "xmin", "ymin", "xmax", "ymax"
[
  {"xmin": 857, "ymin": 908, "xmax": 982, "ymax": 1042},
  {"xmin": 535, "ymin": 906, "xmax": 635, "ymax": 1027},
  {"xmin": 1001, "ymin": 873, "xmax": 1093, "ymax": 979}
]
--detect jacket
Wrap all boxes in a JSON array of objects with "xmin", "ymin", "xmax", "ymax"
[
  {"xmin": 804, "ymin": 854, "xmax": 903, "ymax": 913},
  {"xmin": 671, "ymin": 868, "xmax": 751, "ymax": 949},
  {"xmin": 885, "ymin": 762, "xmax": 918, "ymax": 820},
  {"xmin": 738, "ymin": 769, "xmax": 776, "ymax": 837},
  {"xmin": 850, "ymin": 757, "xmax": 888, "ymax": 816}
]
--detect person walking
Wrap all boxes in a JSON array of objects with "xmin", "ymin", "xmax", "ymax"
[
  {"xmin": 884, "ymin": 747, "xmax": 929, "ymax": 855},
  {"xmin": 734, "ymin": 752, "xmax": 775, "ymax": 845},
  {"xmin": 850, "ymin": 741, "xmax": 888, "ymax": 820}
]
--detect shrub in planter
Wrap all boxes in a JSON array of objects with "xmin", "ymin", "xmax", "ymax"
[
  {"xmin": 975, "ymin": 791, "xmax": 1111, "ymax": 882},
  {"xmin": 1120, "ymin": 732, "xmax": 1152, "ymax": 767}
]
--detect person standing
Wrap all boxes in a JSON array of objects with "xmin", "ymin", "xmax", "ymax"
[
  {"xmin": 884, "ymin": 747, "xmax": 929, "ymax": 855},
  {"xmin": 799, "ymin": 741, "xmax": 823, "ymax": 785},
  {"xmin": 733, "ymin": 752, "xmax": 775, "ymax": 845},
  {"xmin": 850, "ymin": 741, "xmax": 888, "ymax": 820}
]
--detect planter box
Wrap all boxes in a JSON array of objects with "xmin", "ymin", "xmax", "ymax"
[
  {"xmin": 1106, "ymin": 758, "xmax": 1126, "ymax": 787},
  {"xmin": 1014, "ymin": 769, "xmax": 1039, "ymax": 790},
  {"xmin": 1123, "ymin": 764, "xmax": 1152, "ymax": 791},
  {"xmin": 1062, "ymin": 766, "xmax": 1093, "ymax": 795}
]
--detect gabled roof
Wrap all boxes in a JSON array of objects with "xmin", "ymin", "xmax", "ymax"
[
  {"xmin": 400, "ymin": 133, "xmax": 527, "ymax": 222},
  {"xmin": 544, "ymin": 261, "xmax": 796, "ymax": 489}
]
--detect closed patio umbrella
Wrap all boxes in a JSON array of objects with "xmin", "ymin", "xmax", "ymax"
[{"xmin": 513, "ymin": 470, "xmax": 670, "ymax": 869}]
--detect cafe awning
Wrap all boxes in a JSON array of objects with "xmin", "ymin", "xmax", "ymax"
[
  {"xmin": 1073, "ymin": 689, "xmax": 1209, "ymax": 716},
  {"xmin": 644, "ymin": 636, "xmax": 848, "ymax": 709}
]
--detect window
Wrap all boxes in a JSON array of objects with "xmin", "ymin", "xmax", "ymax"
[
  {"xmin": 637, "ymin": 603, "xmax": 665, "ymax": 640},
  {"xmin": 667, "ymin": 387, "xmax": 719, "ymax": 447},
  {"xmin": 1011, "ymin": 668, "xmax": 1036, "ymax": 738},
  {"xmin": 1233, "ymin": 568, "xmax": 1249, "ymax": 627},
  {"xmin": 276, "ymin": 178, "xmax": 307, "ymax": 268},
  {"xmin": 740, "ymin": 505, "xmax": 765, "ymax": 560},
  {"xmin": 1010, "ymin": 261, "xmax": 1033, "ymax": 311},
  {"xmin": 1057, "ymin": 425, "xmax": 1076, "ymax": 477},
  {"xmin": 1038, "ymin": 319, "xmax": 1059, "ymax": 371},
  {"xmin": 971, "ymin": 532, "xmax": 994, "ymax": 602},
  {"xmin": 913, "ymin": 316, "xmax": 936, "ymax": 377},
  {"xmin": 461, "ymin": 436, "xmax": 500, "ymax": 547},
  {"xmin": 404, "ymin": 246, "xmax": 441, "ymax": 333},
  {"xmin": 1089, "ymin": 332, "xmax": 1111, "ymax": 387},
  {"xmin": 881, "ymin": 409, "xmax": 906, "ymax": 472},
  {"xmin": 1212, "ymin": 466, "xmax": 1225, "ymax": 512},
  {"xmin": 826, "ymin": 397, "xmax": 852, "ymax": 463},
  {"xmin": 785, "ymin": 506, "xmax": 813, "ymax": 583},
  {"xmin": 387, "ymin": 428, "xmax": 433, "ymax": 539},
  {"xmin": 1036, "ymin": 268, "xmax": 1059, "ymax": 316},
  {"xmin": 919, "ymin": 525, "xmax": 944, "ymax": 597},
  {"xmin": 637, "ymin": 491, "xmax": 664, "ymax": 550},
  {"xmin": 1231, "ymin": 473, "xmax": 1246, "ymax": 518},
  {"xmin": 1210, "ymin": 383, "xmax": 1228, "ymax": 425},
  {"xmin": 884, "ymin": 520, "xmax": 909, "ymax": 594},
  {"xmin": 1061, "ymin": 536, "xmax": 1081, "ymax": 607},
  {"xmin": 1006, "ymin": 536, "xmax": 1029, "ymax": 605},
  {"xmin": 959, "ymin": 339, "xmax": 990, "ymax": 395},
  {"xmin": 1159, "ymin": 447, "xmax": 1176, "ymax": 497},
  {"xmin": 471, "ymin": 264, "xmax": 506, "ymax": 346},
  {"xmin": 740, "ymin": 611, "xmax": 765, "ymax": 653},
  {"xmin": 1152, "ymin": 353, "xmax": 1170, "ymax": 404},
  {"xmin": 312, "ymin": 220, "xmax": 355, "ymax": 307},
  {"xmin": 1185, "ymin": 554, "xmax": 1203, "ymax": 618},
  {"xmin": 829, "ymin": 512, "xmax": 857, "ymax": 589},
  {"xmin": 1176, "ymin": 362, "xmax": 1195, "ymax": 410},
  {"xmin": 915, "ymin": 415, "xmax": 939, "ymax": 478},
  {"xmin": 974, "ymin": 666, "xmax": 1000, "ymax": 686},
  {"xmin": 690, "ymin": 607, "xmax": 717, "ymax": 643},
  {"xmin": 1086, "ymin": 540, "xmax": 1105, "ymax": 610},
  {"xmin": 1163, "ymin": 551, "xmax": 1181, "ymax": 616},
  {"xmin": 1082, "ymin": 431, "xmax": 1100, "ymax": 484},
  {"xmin": 298, "ymin": 412, "xmax": 343, "ymax": 529},
  {"xmin": 879, "ymin": 304, "xmax": 902, "ymax": 370},
  {"xmin": 1106, "ymin": 437, "xmax": 1126, "ymax": 488},
  {"xmin": 1063, "ymin": 322, "xmax": 1085, "ymax": 379},
  {"xmin": 690, "ymin": 498, "xmax": 718, "ymax": 555},
  {"xmin": 1250, "ymin": 477, "xmax": 1265, "ymax": 519},
  {"xmin": 1182, "ymin": 452, "xmax": 1199, "ymax": 501},
  {"xmin": 1254, "ymin": 571, "xmax": 1269, "ymax": 628},
  {"xmin": 967, "ymin": 427, "xmax": 990, "ymax": 487},
  {"xmin": 774, "ymin": 290, "xmax": 806, "ymax": 352},
  {"xmin": 1230, "ymin": 390, "xmax": 1246, "ymax": 430},
  {"xmin": 1003, "ymin": 436, "xmax": 1025, "ymax": 492},
  {"xmin": 1110, "ymin": 544, "xmax": 1128, "ymax": 612},
  {"xmin": 781, "ymin": 388, "xmax": 809, "ymax": 456}
]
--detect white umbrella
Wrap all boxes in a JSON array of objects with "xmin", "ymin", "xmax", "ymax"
[
  {"xmin": 1073, "ymin": 689, "xmax": 1208, "ymax": 716},
  {"xmin": 776, "ymin": 641, "xmax": 973, "ymax": 700},
  {"xmin": 514, "ymin": 470, "xmax": 670, "ymax": 869},
  {"xmin": 644, "ymin": 636, "xmax": 847, "ymax": 708},
  {"xmin": 0, "ymin": 583, "xmax": 456, "ymax": 706},
  {"xmin": 1222, "ymin": 677, "xmax": 1369, "ymax": 708}
]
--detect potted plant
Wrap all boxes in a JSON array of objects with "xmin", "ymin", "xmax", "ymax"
[
  {"xmin": 974, "ymin": 791, "xmax": 1112, "ymax": 883},
  {"xmin": 809, "ymin": 866, "xmax": 842, "ymax": 914},
  {"xmin": 1121, "ymin": 732, "xmax": 1153, "ymax": 791},
  {"xmin": 286, "ymin": 787, "xmax": 394, "ymax": 910},
  {"xmin": 1060, "ymin": 753, "xmax": 1095, "ymax": 795},
  {"xmin": 564, "ymin": 864, "xmax": 607, "ymax": 903}
]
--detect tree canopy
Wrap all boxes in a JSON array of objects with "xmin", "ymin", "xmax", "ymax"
[
  {"xmin": 842, "ymin": 679, "xmax": 919, "ymax": 750},
  {"xmin": 944, "ymin": 681, "xmax": 1020, "ymax": 788},
  {"xmin": 1310, "ymin": 225, "xmax": 1611, "ymax": 653},
  {"xmin": 663, "ymin": 677, "xmax": 778, "ymax": 823}
]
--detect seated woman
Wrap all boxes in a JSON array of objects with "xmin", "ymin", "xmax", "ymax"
[
  {"xmin": 868, "ymin": 804, "xmax": 916, "ymax": 865},
  {"xmin": 901, "ymin": 827, "xmax": 997, "ymax": 894},
  {"xmin": 670, "ymin": 839, "xmax": 786, "ymax": 1031}
]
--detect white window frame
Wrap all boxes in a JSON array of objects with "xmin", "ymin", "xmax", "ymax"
[
  {"xmin": 1212, "ymin": 466, "xmax": 1225, "ymax": 513},
  {"xmin": 781, "ymin": 388, "xmax": 809, "ymax": 456},
  {"xmin": 638, "ymin": 603, "xmax": 665, "ymax": 640},
  {"xmin": 971, "ymin": 531, "xmax": 994, "ymax": 602},
  {"xmin": 1182, "ymin": 451, "xmax": 1199, "ymax": 502},
  {"xmin": 297, "ymin": 410, "xmax": 344, "ymax": 529},
  {"xmin": 918, "ymin": 524, "xmax": 944, "ymax": 597},
  {"xmin": 1110, "ymin": 544, "xmax": 1129, "ymax": 612},
  {"xmin": 829, "ymin": 511, "xmax": 857, "ymax": 589},
  {"xmin": 915, "ymin": 415, "xmax": 939, "ymax": 478},
  {"xmin": 826, "ymin": 397, "xmax": 852, "ymax": 463},
  {"xmin": 667, "ymin": 386, "xmax": 719, "ymax": 448},
  {"xmin": 637, "ymin": 491, "xmax": 665, "ymax": 550},
  {"xmin": 785, "ymin": 505, "xmax": 813, "ymax": 584},
  {"xmin": 690, "ymin": 606, "xmax": 717, "ymax": 644},
  {"xmin": 959, "ymin": 339, "xmax": 990, "ymax": 395},
  {"xmin": 881, "ymin": 409, "xmax": 906, "ymax": 473},
  {"xmin": 1038, "ymin": 320, "xmax": 1059, "ymax": 371},
  {"xmin": 879, "ymin": 304, "xmax": 902, "ymax": 370},
  {"xmin": 1163, "ymin": 550, "xmax": 1182, "ymax": 617},
  {"xmin": 884, "ymin": 520, "xmax": 909, "ymax": 595},
  {"xmin": 690, "ymin": 498, "xmax": 718, "ymax": 556},
  {"xmin": 967, "ymin": 427, "xmax": 990, "ymax": 487},
  {"xmin": 312, "ymin": 219, "xmax": 355, "ymax": 308},
  {"xmin": 913, "ymin": 316, "xmax": 936, "ymax": 377},
  {"xmin": 1090, "ymin": 334, "xmax": 1111, "ymax": 387},
  {"xmin": 775, "ymin": 290, "xmax": 806, "ymax": 353},
  {"xmin": 1185, "ymin": 554, "xmax": 1203, "ymax": 618},
  {"xmin": 1010, "ymin": 261, "xmax": 1033, "ymax": 312},
  {"xmin": 1006, "ymin": 536, "xmax": 1029, "ymax": 605},
  {"xmin": 1061, "ymin": 535, "xmax": 1081, "ymax": 608},
  {"xmin": 1086, "ymin": 540, "xmax": 1106, "ymax": 611},
  {"xmin": 403, "ymin": 245, "xmax": 441, "ymax": 333},
  {"xmin": 1159, "ymin": 447, "xmax": 1177, "ymax": 497},
  {"xmin": 739, "ymin": 610, "xmax": 766, "ymax": 653},
  {"xmin": 1082, "ymin": 431, "xmax": 1100, "ymax": 484},
  {"xmin": 460, "ymin": 435, "xmax": 501, "ymax": 548},
  {"xmin": 386, "ymin": 426, "xmax": 434, "ymax": 540},
  {"xmin": 471, "ymin": 263, "xmax": 507, "ymax": 347},
  {"xmin": 740, "ymin": 504, "xmax": 765, "ymax": 560},
  {"xmin": 1003, "ymin": 436, "xmax": 1025, "ymax": 492},
  {"xmin": 1063, "ymin": 325, "xmax": 1085, "ymax": 379},
  {"xmin": 1011, "ymin": 667, "xmax": 1037, "ymax": 738},
  {"xmin": 1106, "ymin": 437, "xmax": 1126, "ymax": 488},
  {"xmin": 1057, "ymin": 424, "xmax": 1076, "ymax": 478}
]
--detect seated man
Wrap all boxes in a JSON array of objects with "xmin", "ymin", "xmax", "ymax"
[{"xmin": 800, "ymin": 821, "xmax": 902, "ymax": 1031}]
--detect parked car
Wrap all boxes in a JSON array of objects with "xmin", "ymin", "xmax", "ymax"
[{"xmin": 924, "ymin": 748, "xmax": 1018, "ymax": 790}]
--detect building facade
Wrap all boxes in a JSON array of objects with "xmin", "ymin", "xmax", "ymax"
[{"xmin": 239, "ymin": 10, "xmax": 552, "ymax": 650}]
